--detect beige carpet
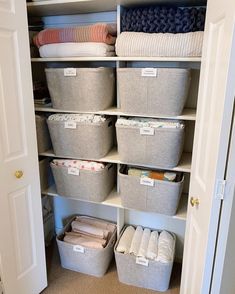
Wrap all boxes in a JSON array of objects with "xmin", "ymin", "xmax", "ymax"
[{"xmin": 42, "ymin": 241, "xmax": 181, "ymax": 294}]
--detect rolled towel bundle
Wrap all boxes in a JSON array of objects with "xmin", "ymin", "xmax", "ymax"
[
  {"xmin": 129, "ymin": 226, "xmax": 143, "ymax": 255},
  {"xmin": 116, "ymin": 226, "xmax": 135, "ymax": 254},
  {"xmin": 64, "ymin": 232, "xmax": 107, "ymax": 249},
  {"xmin": 146, "ymin": 231, "xmax": 159, "ymax": 260},
  {"xmin": 156, "ymin": 231, "xmax": 175, "ymax": 263},
  {"xmin": 137, "ymin": 228, "xmax": 151, "ymax": 258},
  {"xmin": 71, "ymin": 220, "xmax": 109, "ymax": 239}
]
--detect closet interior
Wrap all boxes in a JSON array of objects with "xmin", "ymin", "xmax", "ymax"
[{"xmin": 27, "ymin": 0, "xmax": 206, "ymax": 292}]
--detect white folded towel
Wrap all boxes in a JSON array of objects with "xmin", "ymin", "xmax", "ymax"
[
  {"xmin": 156, "ymin": 231, "xmax": 175, "ymax": 263},
  {"xmin": 39, "ymin": 42, "xmax": 115, "ymax": 58},
  {"xmin": 146, "ymin": 231, "xmax": 159, "ymax": 260},
  {"xmin": 116, "ymin": 226, "xmax": 135, "ymax": 254},
  {"xmin": 129, "ymin": 226, "xmax": 143, "ymax": 256},
  {"xmin": 137, "ymin": 228, "xmax": 151, "ymax": 258}
]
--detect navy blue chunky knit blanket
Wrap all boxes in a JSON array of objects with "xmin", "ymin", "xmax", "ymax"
[{"xmin": 122, "ymin": 6, "xmax": 206, "ymax": 34}]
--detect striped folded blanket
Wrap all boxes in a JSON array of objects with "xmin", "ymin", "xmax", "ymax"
[
  {"xmin": 34, "ymin": 23, "xmax": 117, "ymax": 47},
  {"xmin": 116, "ymin": 31, "xmax": 204, "ymax": 57}
]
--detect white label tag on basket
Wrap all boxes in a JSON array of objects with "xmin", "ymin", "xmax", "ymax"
[
  {"xmin": 64, "ymin": 121, "xmax": 76, "ymax": 129},
  {"xmin": 141, "ymin": 68, "xmax": 157, "ymax": 77},
  {"xmin": 136, "ymin": 257, "xmax": 149, "ymax": 267},
  {"xmin": 140, "ymin": 127, "xmax": 154, "ymax": 136},
  {"xmin": 64, "ymin": 68, "xmax": 77, "ymax": 76},
  {"xmin": 140, "ymin": 177, "xmax": 154, "ymax": 187},
  {"xmin": 73, "ymin": 245, "xmax": 85, "ymax": 253},
  {"xmin": 68, "ymin": 167, "xmax": 80, "ymax": 176}
]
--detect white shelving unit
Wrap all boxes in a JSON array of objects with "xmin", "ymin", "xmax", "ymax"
[{"xmin": 30, "ymin": 0, "xmax": 202, "ymax": 267}]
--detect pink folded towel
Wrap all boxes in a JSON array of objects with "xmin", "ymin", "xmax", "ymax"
[
  {"xmin": 76, "ymin": 216, "xmax": 116, "ymax": 234},
  {"xmin": 71, "ymin": 220, "xmax": 109, "ymax": 240},
  {"xmin": 64, "ymin": 232, "xmax": 106, "ymax": 249},
  {"xmin": 34, "ymin": 23, "xmax": 117, "ymax": 47}
]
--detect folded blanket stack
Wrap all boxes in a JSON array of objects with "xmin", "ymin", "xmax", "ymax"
[
  {"xmin": 48, "ymin": 113, "xmax": 107, "ymax": 124},
  {"xmin": 127, "ymin": 167, "xmax": 178, "ymax": 182},
  {"xmin": 116, "ymin": 5, "xmax": 205, "ymax": 57},
  {"xmin": 116, "ymin": 226, "xmax": 175, "ymax": 263},
  {"xmin": 33, "ymin": 81, "xmax": 50, "ymax": 105},
  {"xmin": 52, "ymin": 159, "xmax": 106, "ymax": 172},
  {"xmin": 34, "ymin": 23, "xmax": 117, "ymax": 57},
  {"xmin": 63, "ymin": 216, "xmax": 116, "ymax": 249},
  {"xmin": 116, "ymin": 117, "xmax": 185, "ymax": 129}
]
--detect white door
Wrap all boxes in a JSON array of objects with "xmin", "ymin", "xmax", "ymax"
[
  {"xmin": 0, "ymin": 1, "xmax": 47, "ymax": 294},
  {"xmin": 180, "ymin": 0, "xmax": 235, "ymax": 293}
]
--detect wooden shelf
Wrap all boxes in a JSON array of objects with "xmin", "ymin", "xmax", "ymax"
[
  {"xmin": 31, "ymin": 56, "xmax": 201, "ymax": 62},
  {"xmin": 42, "ymin": 185, "xmax": 188, "ymax": 220},
  {"xmin": 39, "ymin": 147, "xmax": 192, "ymax": 172},
  {"xmin": 35, "ymin": 105, "xmax": 196, "ymax": 121}
]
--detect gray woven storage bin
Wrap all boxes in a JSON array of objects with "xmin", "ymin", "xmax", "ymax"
[
  {"xmin": 45, "ymin": 68, "xmax": 115, "ymax": 111},
  {"xmin": 47, "ymin": 117, "xmax": 114, "ymax": 159},
  {"xmin": 114, "ymin": 226, "xmax": 175, "ymax": 292},
  {"xmin": 117, "ymin": 68, "xmax": 191, "ymax": 116},
  {"xmin": 118, "ymin": 166, "xmax": 184, "ymax": 215},
  {"xmin": 57, "ymin": 216, "xmax": 117, "ymax": 277},
  {"xmin": 116, "ymin": 122, "xmax": 185, "ymax": 168},
  {"xmin": 35, "ymin": 115, "xmax": 51, "ymax": 153},
  {"xmin": 51, "ymin": 163, "xmax": 116, "ymax": 202}
]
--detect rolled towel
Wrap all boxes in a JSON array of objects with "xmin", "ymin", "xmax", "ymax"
[
  {"xmin": 156, "ymin": 230, "xmax": 175, "ymax": 263},
  {"xmin": 137, "ymin": 228, "xmax": 151, "ymax": 258},
  {"xmin": 64, "ymin": 233, "xmax": 106, "ymax": 249},
  {"xmin": 146, "ymin": 231, "xmax": 159, "ymax": 260},
  {"xmin": 129, "ymin": 226, "xmax": 143, "ymax": 256},
  {"xmin": 116, "ymin": 226, "xmax": 135, "ymax": 253},
  {"xmin": 71, "ymin": 220, "xmax": 109, "ymax": 239}
]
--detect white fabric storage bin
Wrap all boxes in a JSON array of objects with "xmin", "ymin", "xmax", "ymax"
[
  {"xmin": 57, "ymin": 216, "xmax": 117, "ymax": 277},
  {"xmin": 51, "ymin": 162, "xmax": 116, "ymax": 202},
  {"xmin": 47, "ymin": 115, "xmax": 114, "ymax": 159},
  {"xmin": 116, "ymin": 120, "xmax": 185, "ymax": 168},
  {"xmin": 117, "ymin": 68, "xmax": 191, "ymax": 116},
  {"xmin": 45, "ymin": 68, "xmax": 115, "ymax": 111},
  {"xmin": 35, "ymin": 115, "xmax": 51, "ymax": 153},
  {"xmin": 119, "ymin": 166, "xmax": 184, "ymax": 215},
  {"xmin": 115, "ymin": 226, "xmax": 176, "ymax": 292}
]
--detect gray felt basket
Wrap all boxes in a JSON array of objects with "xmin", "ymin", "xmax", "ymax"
[
  {"xmin": 118, "ymin": 166, "xmax": 184, "ymax": 215},
  {"xmin": 116, "ymin": 122, "xmax": 185, "ymax": 168},
  {"xmin": 35, "ymin": 115, "xmax": 52, "ymax": 153},
  {"xmin": 117, "ymin": 68, "xmax": 191, "ymax": 116},
  {"xmin": 47, "ymin": 116, "xmax": 114, "ymax": 159},
  {"xmin": 45, "ymin": 68, "xmax": 115, "ymax": 111},
  {"xmin": 57, "ymin": 216, "xmax": 117, "ymax": 277},
  {"xmin": 114, "ymin": 225, "xmax": 176, "ymax": 292},
  {"xmin": 51, "ymin": 162, "xmax": 116, "ymax": 202}
]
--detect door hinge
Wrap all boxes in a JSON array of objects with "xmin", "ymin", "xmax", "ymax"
[{"xmin": 215, "ymin": 180, "xmax": 227, "ymax": 200}]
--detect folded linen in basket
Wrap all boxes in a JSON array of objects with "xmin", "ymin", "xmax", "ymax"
[
  {"xmin": 121, "ymin": 6, "xmax": 206, "ymax": 34},
  {"xmin": 115, "ymin": 31, "xmax": 204, "ymax": 57},
  {"xmin": 146, "ymin": 231, "xmax": 159, "ymax": 260},
  {"xmin": 52, "ymin": 159, "xmax": 105, "ymax": 172},
  {"xmin": 34, "ymin": 23, "xmax": 117, "ymax": 47},
  {"xmin": 75, "ymin": 216, "xmax": 116, "ymax": 234},
  {"xmin": 156, "ymin": 231, "xmax": 175, "ymax": 263},
  {"xmin": 116, "ymin": 226, "xmax": 135, "ymax": 254},
  {"xmin": 64, "ymin": 232, "xmax": 107, "ymax": 249},
  {"xmin": 137, "ymin": 228, "xmax": 151, "ymax": 258},
  {"xmin": 71, "ymin": 220, "xmax": 109, "ymax": 240},
  {"xmin": 116, "ymin": 117, "xmax": 184, "ymax": 129},
  {"xmin": 48, "ymin": 113, "xmax": 107, "ymax": 123},
  {"xmin": 39, "ymin": 42, "xmax": 115, "ymax": 58},
  {"xmin": 129, "ymin": 226, "xmax": 143, "ymax": 256},
  {"xmin": 128, "ymin": 167, "xmax": 177, "ymax": 182}
]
